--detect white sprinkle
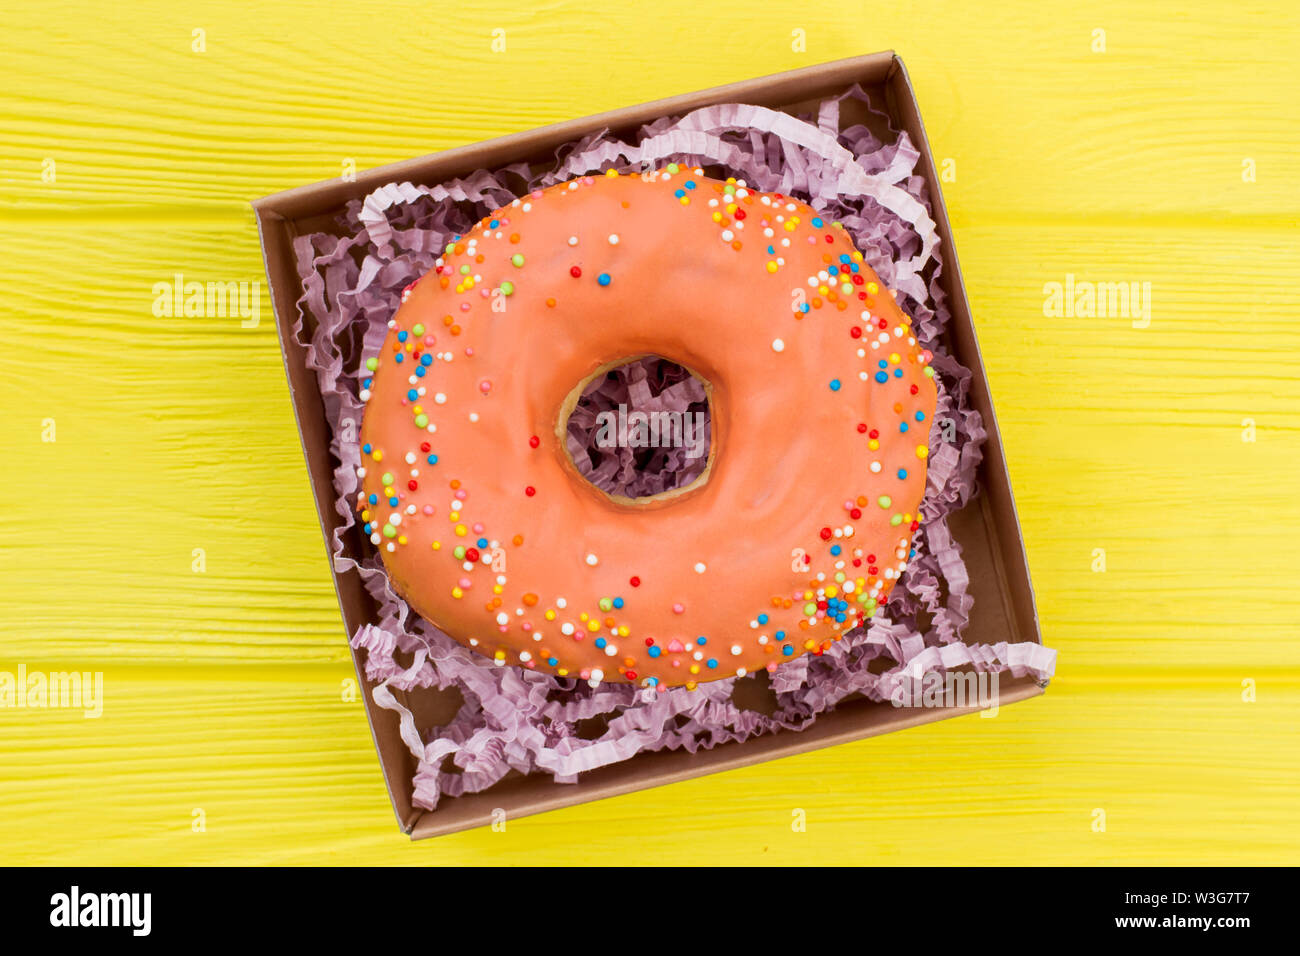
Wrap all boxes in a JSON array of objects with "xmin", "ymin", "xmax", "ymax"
[
  {"xmin": 495, "ymin": 612, "xmax": 509, "ymax": 625},
  {"xmin": 694, "ymin": 562, "xmax": 707, "ymax": 574},
  {"xmin": 586, "ymin": 553, "xmax": 599, "ymax": 566},
  {"xmin": 604, "ymin": 644, "xmax": 617, "ymax": 656},
  {"xmin": 870, "ymin": 461, "xmax": 882, "ymax": 473},
  {"xmin": 469, "ymin": 412, "xmax": 479, "ymax": 423},
  {"xmin": 434, "ymin": 393, "xmax": 447, "ymax": 404},
  {"xmin": 518, "ymin": 651, "xmax": 531, "ymax": 662},
  {"xmin": 771, "ymin": 338, "xmax": 785, "ymax": 352},
  {"xmin": 608, "ymin": 234, "xmax": 619, "ymax": 245},
  {"xmin": 561, "ymin": 622, "xmax": 575, "ymax": 636},
  {"xmin": 568, "ymin": 236, "xmax": 578, "ymax": 246},
  {"xmin": 356, "ymin": 467, "xmax": 367, "ymax": 478},
  {"xmin": 405, "ymin": 452, "xmax": 416, "ymax": 464}
]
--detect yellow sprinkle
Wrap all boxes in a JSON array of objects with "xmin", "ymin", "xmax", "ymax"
[
  {"xmin": 557, "ymin": 668, "xmax": 569, "ymax": 677},
  {"xmin": 604, "ymin": 168, "xmax": 618, "ymax": 177},
  {"xmin": 431, "ymin": 541, "xmax": 441, "ymax": 550},
  {"xmin": 867, "ymin": 282, "xmax": 879, "ymax": 294},
  {"xmin": 454, "ymin": 524, "xmax": 467, "ymax": 536},
  {"xmin": 371, "ymin": 449, "xmax": 382, "ymax": 461},
  {"xmin": 492, "ymin": 585, "xmax": 503, "ymax": 595},
  {"xmin": 711, "ymin": 211, "xmax": 722, "ymax": 222},
  {"xmin": 544, "ymin": 609, "xmax": 557, "ymax": 621},
  {"xmin": 766, "ymin": 261, "xmax": 778, "ymax": 273},
  {"xmin": 689, "ymin": 665, "xmax": 700, "ymax": 674},
  {"xmin": 397, "ymin": 535, "xmax": 407, "ymax": 545},
  {"xmin": 868, "ymin": 439, "xmax": 879, "ymax": 450},
  {"xmin": 825, "ymin": 585, "xmax": 838, "ymax": 598},
  {"xmin": 587, "ymin": 620, "xmax": 600, "ymax": 632},
  {"xmin": 579, "ymin": 612, "xmax": 589, "ymax": 622},
  {"xmin": 917, "ymin": 445, "xmax": 929, "ymax": 459},
  {"xmin": 451, "ymin": 586, "xmax": 463, "ymax": 599},
  {"xmin": 494, "ymin": 650, "xmax": 505, "ymax": 660}
]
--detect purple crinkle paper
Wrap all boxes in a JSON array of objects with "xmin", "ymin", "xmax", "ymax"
[
  {"xmin": 290, "ymin": 87, "xmax": 1057, "ymax": 810},
  {"xmin": 566, "ymin": 357, "xmax": 711, "ymax": 498}
]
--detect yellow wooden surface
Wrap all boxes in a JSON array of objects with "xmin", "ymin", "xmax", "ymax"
[{"xmin": 2, "ymin": 1, "xmax": 1298, "ymax": 865}]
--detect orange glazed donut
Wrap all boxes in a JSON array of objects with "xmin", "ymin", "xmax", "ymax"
[{"xmin": 356, "ymin": 166, "xmax": 938, "ymax": 690}]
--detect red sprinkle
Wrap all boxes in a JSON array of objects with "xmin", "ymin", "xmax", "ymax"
[
  {"xmin": 570, "ymin": 266, "xmax": 582, "ymax": 278},
  {"xmin": 466, "ymin": 548, "xmax": 480, "ymax": 561},
  {"xmin": 856, "ymin": 423, "xmax": 868, "ymax": 433},
  {"xmin": 850, "ymin": 326, "xmax": 862, "ymax": 338},
  {"xmin": 819, "ymin": 527, "xmax": 832, "ymax": 540},
  {"xmin": 525, "ymin": 486, "xmax": 536, "ymax": 497},
  {"xmin": 629, "ymin": 575, "xmax": 641, "ymax": 587},
  {"xmin": 407, "ymin": 480, "xmax": 418, "ymax": 491},
  {"xmin": 850, "ymin": 508, "xmax": 862, "ymax": 519},
  {"xmin": 420, "ymin": 441, "xmax": 431, "ymax": 452},
  {"xmin": 528, "ymin": 435, "xmax": 540, "ymax": 448}
]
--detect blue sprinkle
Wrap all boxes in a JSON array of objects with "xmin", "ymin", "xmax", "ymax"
[
  {"xmin": 775, "ymin": 630, "xmax": 786, "ymax": 641},
  {"xmin": 900, "ymin": 422, "xmax": 909, "ymax": 432},
  {"xmin": 363, "ymin": 443, "xmax": 372, "ymax": 454},
  {"xmin": 363, "ymin": 378, "xmax": 372, "ymax": 389},
  {"xmin": 915, "ymin": 411, "xmax": 925, "ymax": 422},
  {"xmin": 697, "ymin": 636, "xmax": 707, "ymax": 645},
  {"xmin": 368, "ymin": 493, "xmax": 377, "ymax": 505},
  {"xmin": 415, "ymin": 366, "xmax": 426, "ymax": 378},
  {"xmin": 875, "ymin": 371, "xmax": 888, "ymax": 383},
  {"xmin": 397, "ymin": 330, "xmax": 408, "ymax": 342},
  {"xmin": 829, "ymin": 379, "xmax": 841, "ymax": 391},
  {"xmin": 613, "ymin": 597, "xmax": 624, "ymax": 609},
  {"xmin": 489, "ymin": 219, "xmax": 499, "ymax": 228},
  {"xmin": 597, "ymin": 273, "xmax": 611, "ymax": 286},
  {"xmin": 800, "ymin": 303, "xmax": 810, "ymax": 314},
  {"xmin": 878, "ymin": 360, "xmax": 888, "ymax": 369},
  {"xmin": 706, "ymin": 659, "xmax": 718, "ymax": 669},
  {"xmin": 594, "ymin": 637, "xmax": 607, "ymax": 649},
  {"xmin": 426, "ymin": 454, "xmax": 438, "ymax": 465},
  {"xmin": 394, "ymin": 353, "xmax": 403, "ymax": 363},
  {"xmin": 674, "ymin": 189, "xmax": 685, "ymax": 198},
  {"xmin": 894, "ymin": 368, "xmax": 904, "ymax": 378},
  {"xmin": 812, "ymin": 217, "xmax": 823, "ymax": 227},
  {"xmin": 782, "ymin": 645, "xmax": 794, "ymax": 656},
  {"xmin": 684, "ymin": 181, "xmax": 696, "ymax": 190},
  {"xmin": 850, "ymin": 263, "xmax": 860, "ymax": 273},
  {"xmin": 547, "ymin": 657, "xmax": 558, "ymax": 666},
  {"xmin": 648, "ymin": 646, "xmax": 661, "ymax": 658},
  {"xmin": 839, "ymin": 254, "xmax": 850, "ymax": 263},
  {"xmin": 897, "ymin": 468, "xmax": 908, "ymax": 480},
  {"xmin": 757, "ymin": 613, "xmax": 769, "ymax": 625},
  {"xmin": 477, "ymin": 538, "xmax": 488, "ymax": 548},
  {"xmin": 362, "ymin": 522, "xmax": 371, "ymax": 534},
  {"xmin": 420, "ymin": 354, "xmax": 432, "ymax": 366},
  {"xmin": 406, "ymin": 389, "xmax": 418, "ymax": 401},
  {"xmin": 830, "ymin": 544, "xmax": 841, "ymax": 556},
  {"xmin": 388, "ymin": 497, "xmax": 398, "ymax": 507},
  {"xmin": 767, "ymin": 246, "xmax": 775, "ymax": 254}
]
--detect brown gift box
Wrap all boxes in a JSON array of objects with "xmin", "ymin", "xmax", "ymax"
[{"xmin": 253, "ymin": 51, "xmax": 1045, "ymax": 840}]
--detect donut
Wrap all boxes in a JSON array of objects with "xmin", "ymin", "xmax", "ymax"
[{"xmin": 356, "ymin": 166, "xmax": 937, "ymax": 690}]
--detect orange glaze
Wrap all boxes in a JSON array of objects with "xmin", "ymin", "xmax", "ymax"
[{"xmin": 356, "ymin": 167, "xmax": 937, "ymax": 690}]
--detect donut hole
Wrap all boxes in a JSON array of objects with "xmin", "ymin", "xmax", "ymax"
[{"xmin": 562, "ymin": 355, "xmax": 713, "ymax": 502}]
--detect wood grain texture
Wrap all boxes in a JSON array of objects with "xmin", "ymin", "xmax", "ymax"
[{"xmin": 1, "ymin": 0, "xmax": 1297, "ymax": 864}]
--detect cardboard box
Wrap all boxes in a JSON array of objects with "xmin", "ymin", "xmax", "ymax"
[{"xmin": 253, "ymin": 51, "xmax": 1045, "ymax": 840}]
